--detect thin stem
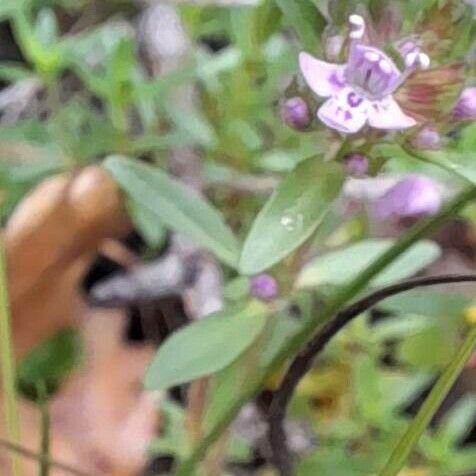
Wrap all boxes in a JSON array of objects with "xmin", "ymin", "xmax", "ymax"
[
  {"xmin": 173, "ymin": 186, "xmax": 476, "ymax": 476},
  {"xmin": 379, "ymin": 325, "xmax": 476, "ymax": 476},
  {"xmin": 268, "ymin": 274, "xmax": 476, "ymax": 476},
  {"xmin": 38, "ymin": 382, "xmax": 50, "ymax": 476},
  {"xmin": 0, "ymin": 237, "xmax": 22, "ymax": 476},
  {"xmin": 0, "ymin": 438, "xmax": 92, "ymax": 476},
  {"xmin": 401, "ymin": 143, "xmax": 473, "ymax": 185}
]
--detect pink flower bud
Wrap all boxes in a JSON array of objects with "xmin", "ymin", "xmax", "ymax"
[
  {"xmin": 280, "ymin": 97, "xmax": 311, "ymax": 130},
  {"xmin": 453, "ymin": 87, "xmax": 476, "ymax": 121},
  {"xmin": 412, "ymin": 126, "xmax": 441, "ymax": 150},
  {"xmin": 345, "ymin": 153, "xmax": 369, "ymax": 177},
  {"xmin": 374, "ymin": 175, "xmax": 442, "ymax": 220},
  {"xmin": 250, "ymin": 274, "xmax": 278, "ymax": 301}
]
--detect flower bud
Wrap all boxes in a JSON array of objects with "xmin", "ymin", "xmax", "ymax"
[
  {"xmin": 250, "ymin": 274, "xmax": 278, "ymax": 301},
  {"xmin": 344, "ymin": 153, "xmax": 369, "ymax": 177},
  {"xmin": 374, "ymin": 175, "xmax": 441, "ymax": 220},
  {"xmin": 280, "ymin": 97, "xmax": 311, "ymax": 130},
  {"xmin": 412, "ymin": 126, "xmax": 441, "ymax": 150},
  {"xmin": 453, "ymin": 87, "xmax": 476, "ymax": 121}
]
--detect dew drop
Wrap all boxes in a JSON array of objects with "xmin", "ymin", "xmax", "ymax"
[{"xmin": 280, "ymin": 213, "xmax": 304, "ymax": 232}]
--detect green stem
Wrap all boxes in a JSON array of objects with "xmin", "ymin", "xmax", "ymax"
[
  {"xmin": 401, "ymin": 144, "xmax": 473, "ymax": 185},
  {"xmin": 0, "ymin": 438, "xmax": 90, "ymax": 476},
  {"xmin": 0, "ymin": 237, "xmax": 22, "ymax": 476},
  {"xmin": 379, "ymin": 325, "xmax": 476, "ymax": 476},
  {"xmin": 174, "ymin": 186, "xmax": 476, "ymax": 476},
  {"xmin": 38, "ymin": 383, "xmax": 50, "ymax": 476}
]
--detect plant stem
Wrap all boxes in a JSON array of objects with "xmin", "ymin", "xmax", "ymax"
[
  {"xmin": 379, "ymin": 325, "xmax": 476, "ymax": 476},
  {"xmin": 401, "ymin": 144, "xmax": 473, "ymax": 185},
  {"xmin": 0, "ymin": 438, "xmax": 91, "ymax": 476},
  {"xmin": 268, "ymin": 274, "xmax": 476, "ymax": 476},
  {"xmin": 174, "ymin": 186, "xmax": 476, "ymax": 476},
  {"xmin": 0, "ymin": 237, "xmax": 22, "ymax": 476},
  {"xmin": 38, "ymin": 382, "xmax": 50, "ymax": 476}
]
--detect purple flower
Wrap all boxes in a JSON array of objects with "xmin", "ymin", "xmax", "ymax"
[
  {"xmin": 412, "ymin": 126, "xmax": 441, "ymax": 150},
  {"xmin": 280, "ymin": 97, "xmax": 312, "ymax": 130},
  {"xmin": 250, "ymin": 274, "xmax": 278, "ymax": 301},
  {"xmin": 345, "ymin": 153, "xmax": 369, "ymax": 177},
  {"xmin": 299, "ymin": 15, "xmax": 429, "ymax": 134},
  {"xmin": 453, "ymin": 87, "xmax": 476, "ymax": 121},
  {"xmin": 374, "ymin": 175, "xmax": 441, "ymax": 219}
]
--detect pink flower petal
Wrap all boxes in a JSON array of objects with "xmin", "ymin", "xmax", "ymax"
[
  {"xmin": 299, "ymin": 52, "xmax": 346, "ymax": 98},
  {"xmin": 368, "ymin": 96, "xmax": 416, "ymax": 130},
  {"xmin": 317, "ymin": 87, "xmax": 369, "ymax": 134}
]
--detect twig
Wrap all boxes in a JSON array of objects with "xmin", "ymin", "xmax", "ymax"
[
  {"xmin": 0, "ymin": 438, "xmax": 92, "ymax": 476},
  {"xmin": 268, "ymin": 274, "xmax": 476, "ymax": 476}
]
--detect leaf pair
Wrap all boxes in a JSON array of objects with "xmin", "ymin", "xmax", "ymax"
[{"xmin": 105, "ymin": 155, "xmax": 343, "ymax": 391}]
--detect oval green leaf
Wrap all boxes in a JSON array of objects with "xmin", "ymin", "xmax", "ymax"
[
  {"xmin": 239, "ymin": 158, "xmax": 344, "ymax": 275},
  {"xmin": 143, "ymin": 301, "xmax": 267, "ymax": 391},
  {"xmin": 297, "ymin": 239, "xmax": 441, "ymax": 289},
  {"xmin": 104, "ymin": 155, "xmax": 240, "ymax": 267}
]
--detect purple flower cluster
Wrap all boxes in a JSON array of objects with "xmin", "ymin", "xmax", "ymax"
[{"xmin": 299, "ymin": 15, "xmax": 429, "ymax": 134}]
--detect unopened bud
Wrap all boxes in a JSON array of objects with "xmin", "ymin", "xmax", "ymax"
[
  {"xmin": 453, "ymin": 87, "xmax": 476, "ymax": 121},
  {"xmin": 280, "ymin": 97, "xmax": 312, "ymax": 130},
  {"xmin": 412, "ymin": 126, "xmax": 441, "ymax": 150},
  {"xmin": 344, "ymin": 153, "xmax": 369, "ymax": 177},
  {"xmin": 250, "ymin": 274, "xmax": 278, "ymax": 301}
]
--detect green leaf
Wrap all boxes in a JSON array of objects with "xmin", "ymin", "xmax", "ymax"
[
  {"xmin": 0, "ymin": 62, "xmax": 34, "ymax": 82},
  {"xmin": 380, "ymin": 291, "xmax": 470, "ymax": 317},
  {"xmin": 372, "ymin": 315, "xmax": 435, "ymax": 342},
  {"xmin": 239, "ymin": 158, "xmax": 343, "ymax": 275},
  {"xmin": 377, "ymin": 143, "xmax": 476, "ymax": 186},
  {"xmin": 399, "ymin": 326, "xmax": 456, "ymax": 370},
  {"xmin": 379, "ymin": 327, "xmax": 476, "ymax": 476},
  {"xmin": 126, "ymin": 198, "xmax": 166, "ymax": 249},
  {"xmin": 35, "ymin": 9, "xmax": 59, "ymax": 47},
  {"xmin": 298, "ymin": 447, "xmax": 367, "ymax": 476},
  {"xmin": 275, "ymin": 0, "xmax": 326, "ymax": 51},
  {"xmin": 148, "ymin": 398, "xmax": 187, "ymax": 458},
  {"xmin": 144, "ymin": 301, "xmax": 267, "ymax": 391},
  {"xmin": 104, "ymin": 156, "xmax": 240, "ymax": 267},
  {"xmin": 17, "ymin": 329, "xmax": 83, "ymax": 401},
  {"xmin": 437, "ymin": 396, "xmax": 476, "ymax": 445},
  {"xmin": 163, "ymin": 99, "xmax": 217, "ymax": 148},
  {"xmin": 383, "ymin": 373, "xmax": 433, "ymax": 410},
  {"xmin": 297, "ymin": 239, "xmax": 441, "ymax": 288}
]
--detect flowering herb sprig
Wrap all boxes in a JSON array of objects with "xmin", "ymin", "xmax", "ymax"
[{"xmin": 299, "ymin": 15, "xmax": 430, "ymax": 134}]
